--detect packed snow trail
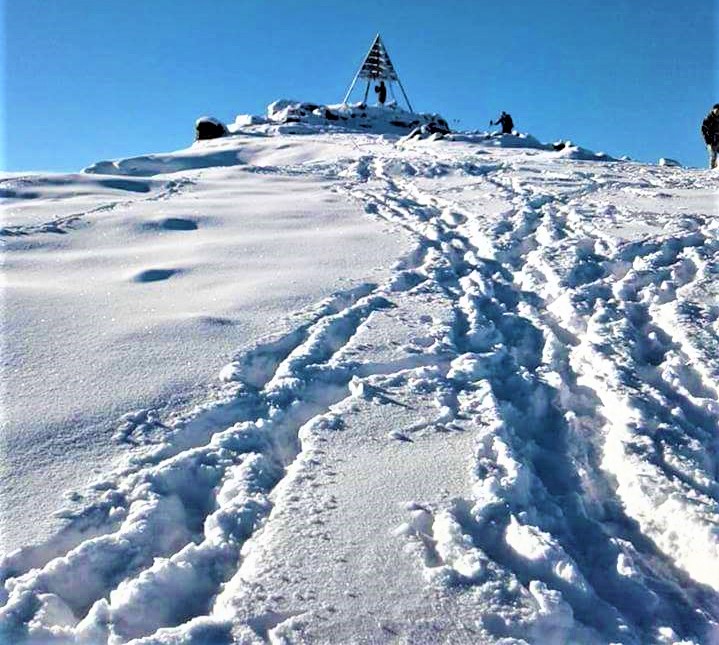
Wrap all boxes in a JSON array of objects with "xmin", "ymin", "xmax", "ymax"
[{"xmin": 1, "ymin": 122, "xmax": 718, "ymax": 644}]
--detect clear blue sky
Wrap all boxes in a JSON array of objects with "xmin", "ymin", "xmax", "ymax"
[{"xmin": 3, "ymin": 0, "xmax": 717, "ymax": 171}]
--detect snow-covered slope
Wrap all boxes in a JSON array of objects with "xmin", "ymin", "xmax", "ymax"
[
  {"xmin": 1, "ymin": 132, "xmax": 411, "ymax": 554},
  {"xmin": 2, "ymin": 103, "xmax": 718, "ymax": 645}
]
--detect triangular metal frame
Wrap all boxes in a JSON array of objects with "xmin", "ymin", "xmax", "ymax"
[{"xmin": 343, "ymin": 34, "xmax": 414, "ymax": 112}]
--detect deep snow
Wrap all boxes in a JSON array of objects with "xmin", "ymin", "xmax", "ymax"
[
  {"xmin": 1, "ymin": 135, "xmax": 411, "ymax": 554},
  {"xmin": 1, "ymin": 101, "xmax": 718, "ymax": 645}
]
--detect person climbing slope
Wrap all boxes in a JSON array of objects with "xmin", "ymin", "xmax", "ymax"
[
  {"xmin": 702, "ymin": 103, "xmax": 719, "ymax": 169},
  {"xmin": 491, "ymin": 111, "xmax": 514, "ymax": 134}
]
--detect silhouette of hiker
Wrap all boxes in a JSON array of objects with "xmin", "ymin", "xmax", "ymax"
[
  {"xmin": 374, "ymin": 80, "xmax": 387, "ymax": 105},
  {"xmin": 491, "ymin": 111, "xmax": 514, "ymax": 134},
  {"xmin": 702, "ymin": 103, "xmax": 719, "ymax": 169}
]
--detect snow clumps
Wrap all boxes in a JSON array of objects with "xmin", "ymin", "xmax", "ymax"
[{"xmin": 230, "ymin": 99, "xmax": 451, "ymax": 136}]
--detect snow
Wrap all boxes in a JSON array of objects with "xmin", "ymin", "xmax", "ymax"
[
  {"xmin": 1, "ymin": 139, "xmax": 411, "ymax": 553},
  {"xmin": 2, "ymin": 101, "xmax": 718, "ymax": 644}
]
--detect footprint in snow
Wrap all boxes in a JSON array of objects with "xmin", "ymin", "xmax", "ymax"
[
  {"xmin": 196, "ymin": 315, "xmax": 235, "ymax": 327},
  {"xmin": 159, "ymin": 217, "xmax": 198, "ymax": 231},
  {"xmin": 410, "ymin": 335, "xmax": 434, "ymax": 348},
  {"xmin": 140, "ymin": 217, "xmax": 199, "ymax": 232},
  {"xmin": 97, "ymin": 178, "xmax": 151, "ymax": 193},
  {"xmin": 133, "ymin": 268, "xmax": 182, "ymax": 283}
]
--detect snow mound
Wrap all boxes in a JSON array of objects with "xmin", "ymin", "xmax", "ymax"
[
  {"xmin": 83, "ymin": 100, "xmax": 451, "ymax": 177},
  {"xmin": 553, "ymin": 143, "xmax": 615, "ymax": 161},
  {"xmin": 436, "ymin": 132, "xmax": 616, "ymax": 161},
  {"xmin": 82, "ymin": 99, "xmax": 618, "ymax": 179},
  {"xmin": 230, "ymin": 99, "xmax": 451, "ymax": 136},
  {"xmin": 83, "ymin": 148, "xmax": 244, "ymax": 177},
  {"xmin": 659, "ymin": 157, "xmax": 682, "ymax": 167},
  {"xmin": 447, "ymin": 131, "xmax": 550, "ymax": 150}
]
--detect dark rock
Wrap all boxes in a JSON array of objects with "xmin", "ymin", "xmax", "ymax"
[
  {"xmin": 195, "ymin": 117, "xmax": 228, "ymax": 141},
  {"xmin": 422, "ymin": 119, "xmax": 450, "ymax": 135},
  {"xmin": 433, "ymin": 118, "xmax": 450, "ymax": 133}
]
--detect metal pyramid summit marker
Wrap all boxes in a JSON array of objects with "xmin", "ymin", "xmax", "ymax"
[
  {"xmin": 357, "ymin": 34, "xmax": 399, "ymax": 81},
  {"xmin": 343, "ymin": 34, "xmax": 414, "ymax": 112}
]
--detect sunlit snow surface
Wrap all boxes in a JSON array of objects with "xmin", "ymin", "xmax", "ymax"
[{"xmin": 2, "ymin": 109, "xmax": 719, "ymax": 644}]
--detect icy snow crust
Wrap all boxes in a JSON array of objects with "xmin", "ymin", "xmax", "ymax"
[{"xmin": 2, "ymin": 105, "xmax": 719, "ymax": 644}]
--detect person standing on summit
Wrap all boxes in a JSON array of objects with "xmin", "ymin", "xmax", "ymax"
[
  {"xmin": 374, "ymin": 80, "xmax": 387, "ymax": 106},
  {"xmin": 702, "ymin": 103, "xmax": 719, "ymax": 169},
  {"xmin": 491, "ymin": 111, "xmax": 514, "ymax": 134}
]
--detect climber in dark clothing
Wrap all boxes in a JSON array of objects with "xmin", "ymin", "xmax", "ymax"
[
  {"xmin": 374, "ymin": 80, "xmax": 387, "ymax": 105},
  {"xmin": 701, "ymin": 103, "xmax": 719, "ymax": 169},
  {"xmin": 491, "ymin": 111, "xmax": 514, "ymax": 134}
]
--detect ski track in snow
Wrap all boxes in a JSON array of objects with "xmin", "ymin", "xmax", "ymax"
[{"xmin": 2, "ymin": 132, "xmax": 719, "ymax": 644}]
